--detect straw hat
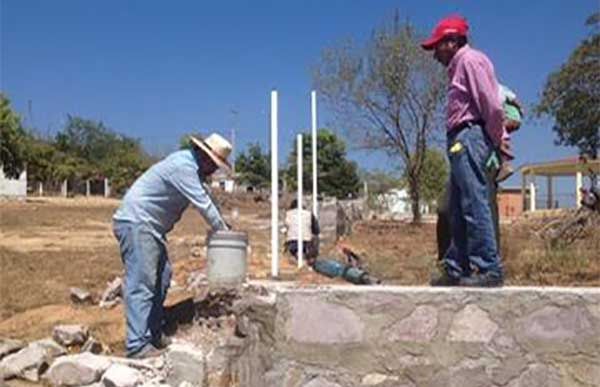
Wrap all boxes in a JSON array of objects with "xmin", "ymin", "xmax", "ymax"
[{"xmin": 190, "ymin": 133, "xmax": 232, "ymax": 171}]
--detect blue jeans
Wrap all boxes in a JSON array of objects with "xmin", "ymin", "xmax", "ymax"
[
  {"xmin": 443, "ymin": 125, "xmax": 502, "ymax": 278},
  {"xmin": 113, "ymin": 221, "xmax": 172, "ymax": 356}
]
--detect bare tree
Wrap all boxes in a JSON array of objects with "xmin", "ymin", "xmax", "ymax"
[{"xmin": 313, "ymin": 16, "xmax": 446, "ymax": 222}]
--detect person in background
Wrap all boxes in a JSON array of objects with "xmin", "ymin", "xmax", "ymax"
[
  {"xmin": 113, "ymin": 133, "xmax": 232, "ymax": 358},
  {"xmin": 422, "ymin": 15, "xmax": 504, "ymax": 287},
  {"xmin": 284, "ymin": 199, "xmax": 320, "ymax": 266}
]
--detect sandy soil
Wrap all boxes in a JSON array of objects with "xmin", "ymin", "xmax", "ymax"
[{"xmin": 1, "ymin": 194, "xmax": 598, "ymax": 356}]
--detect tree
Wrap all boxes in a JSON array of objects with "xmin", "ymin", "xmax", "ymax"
[
  {"xmin": 0, "ymin": 94, "xmax": 28, "ymax": 178},
  {"xmin": 53, "ymin": 115, "xmax": 151, "ymax": 194},
  {"xmin": 404, "ymin": 148, "xmax": 448, "ymax": 208},
  {"xmin": 235, "ymin": 142, "xmax": 270, "ymax": 189},
  {"xmin": 536, "ymin": 14, "xmax": 600, "ymax": 159},
  {"xmin": 313, "ymin": 15, "xmax": 446, "ymax": 222},
  {"xmin": 360, "ymin": 169, "xmax": 403, "ymax": 196},
  {"xmin": 285, "ymin": 129, "xmax": 360, "ymax": 199}
]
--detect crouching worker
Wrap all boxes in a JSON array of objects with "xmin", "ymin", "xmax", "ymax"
[
  {"xmin": 284, "ymin": 199, "xmax": 320, "ymax": 266},
  {"xmin": 112, "ymin": 134, "xmax": 232, "ymax": 359}
]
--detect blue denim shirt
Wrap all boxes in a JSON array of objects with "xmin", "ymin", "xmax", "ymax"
[{"xmin": 113, "ymin": 149, "xmax": 227, "ymax": 242}]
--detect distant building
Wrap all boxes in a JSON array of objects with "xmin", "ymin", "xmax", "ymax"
[
  {"xmin": 497, "ymin": 186, "xmax": 524, "ymax": 219},
  {"xmin": 210, "ymin": 170, "xmax": 235, "ymax": 193},
  {"xmin": 378, "ymin": 188, "xmax": 430, "ymax": 217},
  {"xmin": 521, "ymin": 157, "xmax": 600, "ymax": 211},
  {"xmin": 0, "ymin": 168, "xmax": 27, "ymax": 199}
]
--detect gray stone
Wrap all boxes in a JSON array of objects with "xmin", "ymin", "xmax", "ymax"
[
  {"xmin": 166, "ymin": 343, "xmax": 204, "ymax": 387},
  {"xmin": 286, "ymin": 296, "xmax": 364, "ymax": 344},
  {"xmin": 100, "ymin": 278, "xmax": 123, "ymax": 308},
  {"xmin": 53, "ymin": 325, "xmax": 89, "ymax": 346},
  {"xmin": 0, "ymin": 338, "xmax": 67, "ymax": 381},
  {"xmin": 0, "ymin": 339, "xmax": 25, "ymax": 361},
  {"xmin": 386, "ymin": 305, "xmax": 438, "ymax": 342},
  {"xmin": 82, "ymin": 337, "xmax": 104, "ymax": 354},
  {"xmin": 303, "ymin": 377, "xmax": 342, "ymax": 387},
  {"xmin": 70, "ymin": 287, "xmax": 93, "ymax": 304},
  {"xmin": 566, "ymin": 361, "xmax": 600, "ymax": 386},
  {"xmin": 517, "ymin": 305, "xmax": 592, "ymax": 341},
  {"xmin": 101, "ymin": 363, "xmax": 143, "ymax": 387},
  {"xmin": 448, "ymin": 304, "xmax": 498, "ymax": 343},
  {"xmin": 507, "ymin": 364, "xmax": 561, "ymax": 387},
  {"xmin": 45, "ymin": 353, "xmax": 112, "ymax": 386},
  {"xmin": 361, "ymin": 373, "xmax": 401, "ymax": 386}
]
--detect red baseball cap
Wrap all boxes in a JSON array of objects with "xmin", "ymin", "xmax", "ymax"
[{"xmin": 421, "ymin": 15, "xmax": 469, "ymax": 50}]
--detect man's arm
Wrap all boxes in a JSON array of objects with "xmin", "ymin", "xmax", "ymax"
[
  {"xmin": 464, "ymin": 56, "xmax": 505, "ymax": 146},
  {"xmin": 170, "ymin": 161, "xmax": 228, "ymax": 231}
]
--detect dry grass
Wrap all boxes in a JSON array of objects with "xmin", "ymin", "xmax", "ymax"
[{"xmin": 0, "ymin": 195, "xmax": 598, "ymax": 355}]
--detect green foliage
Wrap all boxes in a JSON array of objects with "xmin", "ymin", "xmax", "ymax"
[
  {"xmin": 404, "ymin": 148, "xmax": 448, "ymax": 207},
  {"xmin": 285, "ymin": 129, "xmax": 360, "ymax": 199},
  {"xmin": 235, "ymin": 142, "xmax": 270, "ymax": 189},
  {"xmin": 360, "ymin": 169, "xmax": 403, "ymax": 195},
  {"xmin": 0, "ymin": 94, "xmax": 28, "ymax": 178},
  {"xmin": 536, "ymin": 17, "xmax": 600, "ymax": 159},
  {"xmin": 313, "ymin": 15, "xmax": 446, "ymax": 221}
]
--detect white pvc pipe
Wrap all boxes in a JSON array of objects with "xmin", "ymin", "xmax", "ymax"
[
  {"xmin": 271, "ymin": 90, "xmax": 279, "ymax": 278},
  {"xmin": 576, "ymin": 171, "xmax": 583, "ymax": 209},
  {"xmin": 297, "ymin": 134, "xmax": 304, "ymax": 268},
  {"xmin": 311, "ymin": 91, "xmax": 318, "ymax": 218},
  {"xmin": 529, "ymin": 181, "xmax": 536, "ymax": 212}
]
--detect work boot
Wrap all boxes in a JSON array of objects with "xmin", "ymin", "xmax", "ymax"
[
  {"xmin": 152, "ymin": 335, "xmax": 172, "ymax": 349},
  {"xmin": 459, "ymin": 272, "xmax": 504, "ymax": 287},
  {"xmin": 128, "ymin": 344, "xmax": 165, "ymax": 359},
  {"xmin": 430, "ymin": 271, "xmax": 460, "ymax": 287}
]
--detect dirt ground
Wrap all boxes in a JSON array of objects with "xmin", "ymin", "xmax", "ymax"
[{"xmin": 1, "ymin": 195, "xmax": 598, "ymax": 355}]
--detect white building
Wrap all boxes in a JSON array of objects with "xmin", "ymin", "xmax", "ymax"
[
  {"xmin": 0, "ymin": 168, "xmax": 27, "ymax": 198},
  {"xmin": 377, "ymin": 188, "xmax": 430, "ymax": 217}
]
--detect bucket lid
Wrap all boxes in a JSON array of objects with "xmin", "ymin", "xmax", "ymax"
[{"xmin": 208, "ymin": 230, "xmax": 248, "ymax": 243}]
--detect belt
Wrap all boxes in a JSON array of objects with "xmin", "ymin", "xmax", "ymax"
[{"xmin": 449, "ymin": 119, "xmax": 485, "ymax": 135}]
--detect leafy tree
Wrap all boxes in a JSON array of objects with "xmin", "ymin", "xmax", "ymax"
[
  {"xmin": 52, "ymin": 115, "xmax": 151, "ymax": 194},
  {"xmin": 0, "ymin": 94, "xmax": 28, "ymax": 178},
  {"xmin": 404, "ymin": 148, "xmax": 448, "ymax": 208},
  {"xmin": 285, "ymin": 129, "xmax": 360, "ymax": 199},
  {"xmin": 536, "ymin": 14, "xmax": 600, "ymax": 159},
  {"xmin": 235, "ymin": 142, "xmax": 270, "ymax": 189},
  {"xmin": 360, "ymin": 169, "xmax": 403, "ymax": 195},
  {"xmin": 313, "ymin": 15, "xmax": 446, "ymax": 222}
]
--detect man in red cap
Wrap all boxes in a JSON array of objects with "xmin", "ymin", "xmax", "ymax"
[{"xmin": 422, "ymin": 15, "xmax": 504, "ymax": 287}]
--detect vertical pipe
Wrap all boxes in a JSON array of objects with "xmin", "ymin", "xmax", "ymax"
[
  {"xmin": 311, "ymin": 90, "xmax": 318, "ymax": 218},
  {"xmin": 104, "ymin": 178, "xmax": 111, "ymax": 198},
  {"xmin": 529, "ymin": 181, "xmax": 536, "ymax": 212},
  {"xmin": 271, "ymin": 90, "xmax": 279, "ymax": 278},
  {"xmin": 297, "ymin": 134, "xmax": 304, "ymax": 268},
  {"xmin": 576, "ymin": 171, "xmax": 583, "ymax": 208},
  {"xmin": 86, "ymin": 180, "xmax": 91, "ymax": 197}
]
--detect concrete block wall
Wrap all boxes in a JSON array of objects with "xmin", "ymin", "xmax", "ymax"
[{"xmin": 235, "ymin": 285, "xmax": 600, "ymax": 387}]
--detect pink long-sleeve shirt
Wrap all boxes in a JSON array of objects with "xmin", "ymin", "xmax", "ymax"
[{"xmin": 447, "ymin": 45, "xmax": 505, "ymax": 146}]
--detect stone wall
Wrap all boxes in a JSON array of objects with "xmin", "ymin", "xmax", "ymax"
[{"xmin": 234, "ymin": 285, "xmax": 600, "ymax": 387}]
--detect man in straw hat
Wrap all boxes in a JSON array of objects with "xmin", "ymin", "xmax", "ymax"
[{"xmin": 113, "ymin": 133, "xmax": 232, "ymax": 358}]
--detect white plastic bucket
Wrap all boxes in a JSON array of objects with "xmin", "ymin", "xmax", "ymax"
[{"xmin": 206, "ymin": 230, "xmax": 248, "ymax": 289}]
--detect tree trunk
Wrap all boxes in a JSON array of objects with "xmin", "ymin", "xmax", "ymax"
[{"xmin": 409, "ymin": 176, "xmax": 422, "ymax": 224}]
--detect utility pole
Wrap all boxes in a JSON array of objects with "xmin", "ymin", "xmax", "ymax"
[{"xmin": 230, "ymin": 109, "xmax": 238, "ymax": 175}]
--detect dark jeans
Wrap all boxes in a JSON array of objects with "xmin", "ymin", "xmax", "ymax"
[
  {"xmin": 437, "ymin": 178, "xmax": 499, "ymax": 261},
  {"xmin": 440, "ymin": 125, "xmax": 502, "ymax": 278}
]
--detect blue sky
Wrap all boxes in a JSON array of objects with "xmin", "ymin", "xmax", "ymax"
[{"xmin": 1, "ymin": 0, "xmax": 596, "ymax": 199}]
